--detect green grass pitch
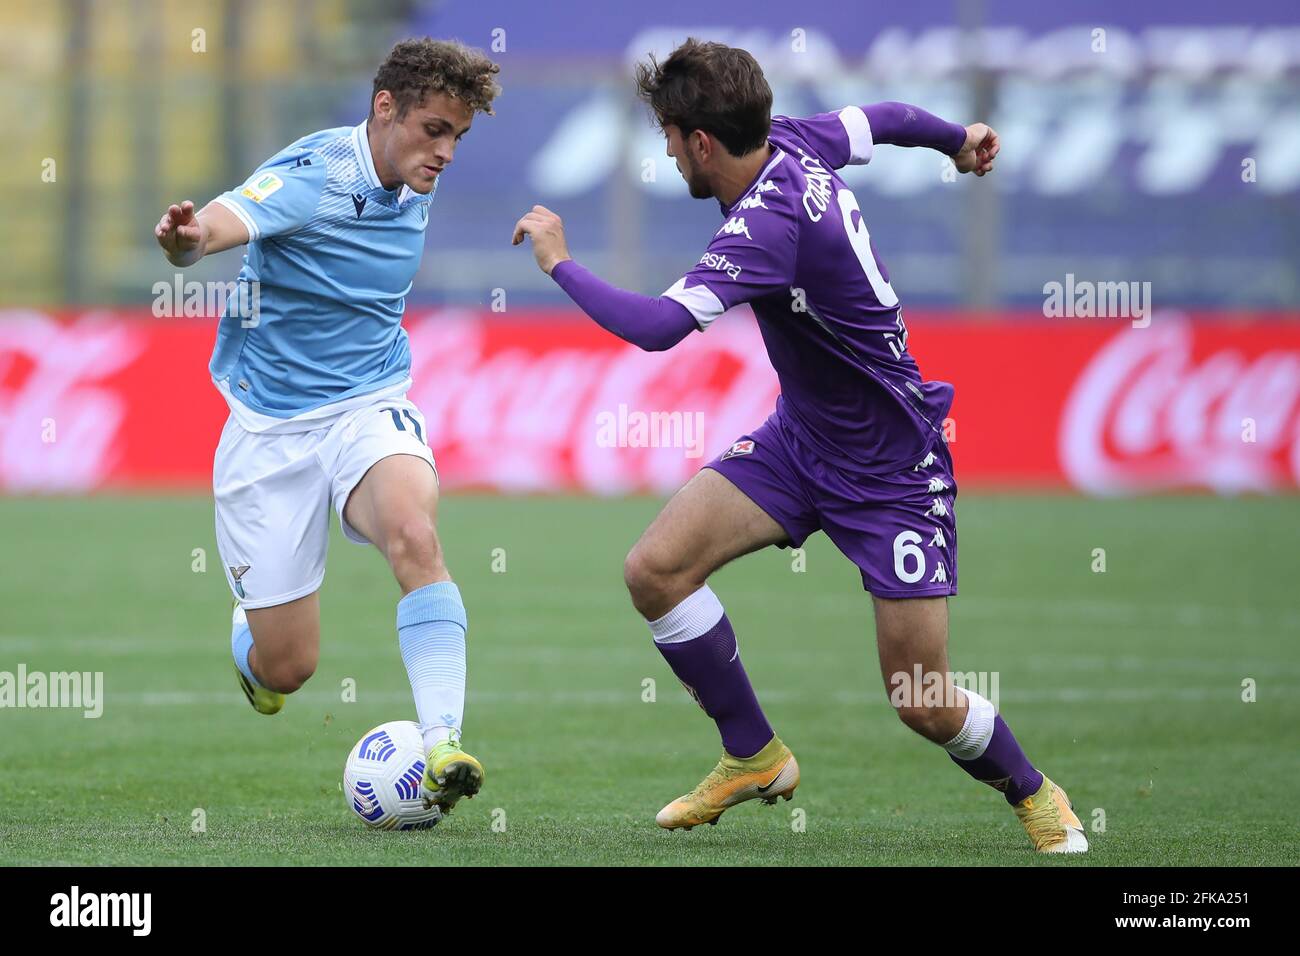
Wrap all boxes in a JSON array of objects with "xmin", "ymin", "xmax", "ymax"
[{"xmin": 0, "ymin": 492, "xmax": 1296, "ymax": 865}]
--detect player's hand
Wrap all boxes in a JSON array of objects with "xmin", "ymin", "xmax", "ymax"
[
  {"xmin": 512, "ymin": 204, "xmax": 571, "ymax": 275},
  {"xmin": 953, "ymin": 123, "xmax": 999, "ymax": 176},
  {"xmin": 155, "ymin": 200, "xmax": 205, "ymax": 263}
]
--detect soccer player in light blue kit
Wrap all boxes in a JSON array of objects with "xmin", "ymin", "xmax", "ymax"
[{"xmin": 153, "ymin": 39, "xmax": 498, "ymax": 818}]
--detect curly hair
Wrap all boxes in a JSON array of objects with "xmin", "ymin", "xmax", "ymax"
[
  {"xmin": 371, "ymin": 37, "xmax": 501, "ymax": 118},
  {"xmin": 634, "ymin": 39, "xmax": 771, "ymax": 156}
]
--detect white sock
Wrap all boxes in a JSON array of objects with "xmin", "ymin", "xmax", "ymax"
[
  {"xmin": 647, "ymin": 585, "xmax": 725, "ymax": 643},
  {"xmin": 396, "ymin": 582, "xmax": 467, "ymax": 752},
  {"xmin": 942, "ymin": 686, "xmax": 996, "ymax": 759}
]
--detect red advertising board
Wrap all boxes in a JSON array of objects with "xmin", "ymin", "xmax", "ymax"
[{"xmin": 2, "ymin": 308, "xmax": 1297, "ymax": 494}]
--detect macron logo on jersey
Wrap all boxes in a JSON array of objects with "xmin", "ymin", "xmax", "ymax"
[{"xmin": 351, "ymin": 193, "xmax": 367, "ymax": 218}]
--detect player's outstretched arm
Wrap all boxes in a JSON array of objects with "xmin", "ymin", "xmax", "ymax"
[
  {"xmin": 512, "ymin": 205, "xmax": 698, "ymax": 352},
  {"xmin": 154, "ymin": 199, "xmax": 249, "ymax": 267},
  {"xmin": 858, "ymin": 102, "xmax": 998, "ymax": 175}
]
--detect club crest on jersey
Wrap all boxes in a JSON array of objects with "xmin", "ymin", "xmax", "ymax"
[
  {"xmin": 716, "ymin": 217, "xmax": 753, "ymax": 241},
  {"xmin": 241, "ymin": 172, "xmax": 283, "ymax": 203},
  {"xmin": 229, "ymin": 564, "xmax": 250, "ymax": 599},
  {"xmin": 721, "ymin": 439, "xmax": 755, "ymax": 460}
]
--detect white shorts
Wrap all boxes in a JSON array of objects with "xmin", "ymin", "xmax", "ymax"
[{"xmin": 214, "ymin": 397, "xmax": 437, "ymax": 609}]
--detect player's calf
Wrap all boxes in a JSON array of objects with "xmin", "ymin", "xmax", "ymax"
[
  {"xmin": 240, "ymin": 594, "xmax": 320, "ymax": 696},
  {"xmin": 380, "ymin": 514, "xmax": 448, "ymax": 592},
  {"xmin": 231, "ymin": 600, "xmax": 317, "ymax": 712},
  {"xmin": 893, "ymin": 698, "xmax": 966, "ymax": 744}
]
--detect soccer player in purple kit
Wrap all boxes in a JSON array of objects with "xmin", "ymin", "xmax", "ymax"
[{"xmin": 513, "ymin": 39, "xmax": 1087, "ymax": 853}]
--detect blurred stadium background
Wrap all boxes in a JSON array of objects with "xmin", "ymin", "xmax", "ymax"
[
  {"xmin": 1, "ymin": 0, "xmax": 1298, "ymax": 495},
  {"xmin": 0, "ymin": 1, "xmax": 1298, "ymax": 866}
]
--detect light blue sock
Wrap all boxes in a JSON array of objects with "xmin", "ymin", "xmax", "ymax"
[
  {"xmin": 397, "ymin": 581, "xmax": 467, "ymax": 751},
  {"xmin": 231, "ymin": 605, "xmax": 261, "ymax": 687}
]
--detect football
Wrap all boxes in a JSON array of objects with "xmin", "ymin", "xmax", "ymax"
[{"xmin": 343, "ymin": 721, "xmax": 442, "ymax": 830}]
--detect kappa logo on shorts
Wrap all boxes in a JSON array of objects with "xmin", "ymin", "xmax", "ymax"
[
  {"xmin": 721, "ymin": 440, "xmax": 755, "ymax": 460},
  {"xmin": 229, "ymin": 564, "xmax": 251, "ymax": 599}
]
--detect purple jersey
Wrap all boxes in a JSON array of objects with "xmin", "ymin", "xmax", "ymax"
[{"xmin": 663, "ymin": 106, "xmax": 954, "ymax": 472}]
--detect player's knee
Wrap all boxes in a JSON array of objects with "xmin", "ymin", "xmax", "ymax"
[
  {"xmin": 623, "ymin": 544, "xmax": 684, "ymax": 618},
  {"xmin": 259, "ymin": 651, "xmax": 317, "ymax": 694}
]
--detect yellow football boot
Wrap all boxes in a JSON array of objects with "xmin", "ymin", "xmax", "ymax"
[
  {"xmin": 421, "ymin": 738, "xmax": 484, "ymax": 813},
  {"xmin": 657, "ymin": 735, "xmax": 799, "ymax": 830},
  {"xmin": 1014, "ymin": 775, "xmax": 1089, "ymax": 853},
  {"xmin": 235, "ymin": 663, "xmax": 285, "ymax": 715}
]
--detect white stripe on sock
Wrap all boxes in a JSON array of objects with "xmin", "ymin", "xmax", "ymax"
[
  {"xmin": 943, "ymin": 686, "xmax": 996, "ymax": 759},
  {"xmin": 648, "ymin": 585, "xmax": 725, "ymax": 644}
]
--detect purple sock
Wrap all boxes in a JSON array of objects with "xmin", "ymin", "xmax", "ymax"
[
  {"xmin": 650, "ymin": 591, "xmax": 773, "ymax": 759},
  {"xmin": 950, "ymin": 714, "xmax": 1044, "ymax": 804}
]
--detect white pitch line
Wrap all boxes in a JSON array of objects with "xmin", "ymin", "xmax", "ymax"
[{"xmin": 49, "ymin": 685, "xmax": 1293, "ymax": 709}]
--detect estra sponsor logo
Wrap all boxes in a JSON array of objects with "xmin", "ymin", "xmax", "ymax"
[
  {"xmin": 1060, "ymin": 317, "xmax": 1300, "ymax": 494},
  {"xmin": 698, "ymin": 251, "xmax": 742, "ymax": 280}
]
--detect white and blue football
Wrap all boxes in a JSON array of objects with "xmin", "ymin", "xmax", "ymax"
[{"xmin": 343, "ymin": 720, "xmax": 442, "ymax": 830}]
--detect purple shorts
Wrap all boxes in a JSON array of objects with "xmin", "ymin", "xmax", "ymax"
[{"xmin": 705, "ymin": 412, "xmax": 957, "ymax": 598}]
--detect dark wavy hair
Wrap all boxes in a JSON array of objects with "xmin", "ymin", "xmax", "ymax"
[{"xmin": 634, "ymin": 38, "xmax": 772, "ymax": 156}]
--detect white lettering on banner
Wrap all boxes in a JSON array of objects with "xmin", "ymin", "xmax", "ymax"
[
  {"xmin": 404, "ymin": 313, "xmax": 780, "ymax": 495},
  {"xmin": 0, "ymin": 316, "xmax": 145, "ymax": 491},
  {"xmin": 5, "ymin": 311, "xmax": 1300, "ymax": 497},
  {"xmin": 1059, "ymin": 318, "xmax": 1300, "ymax": 494}
]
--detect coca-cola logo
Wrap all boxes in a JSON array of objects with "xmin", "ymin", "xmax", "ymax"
[
  {"xmin": 1060, "ymin": 317, "xmax": 1300, "ymax": 494},
  {"xmin": 405, "ymin": 312, "xmax": 781, "ymax": 494},
  {"xmin": 0, "ymin": 313, "xmax": 145, "ymax": 491}
]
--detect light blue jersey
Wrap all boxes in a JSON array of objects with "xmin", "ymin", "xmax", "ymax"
[{"xmin": 210, "ymin": 122, "xmax": 433, "ymax": 430}]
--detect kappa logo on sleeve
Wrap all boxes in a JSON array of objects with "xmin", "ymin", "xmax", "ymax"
[
  {"xmin": 716, "ymin": 217, "xmax": 753, "ymax": 241},
  {"xmin": 241, "ymin": 172, "xmax": 284, "ymax": 203},
  {"xmin": 721, "ymin": 439, "xmax": 755, "ymax": 460}
]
